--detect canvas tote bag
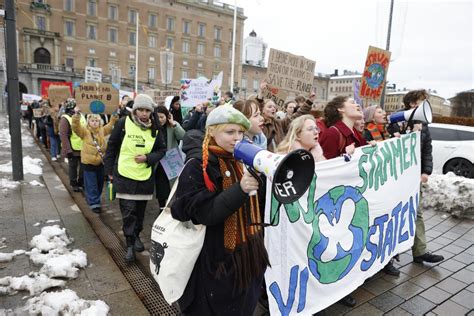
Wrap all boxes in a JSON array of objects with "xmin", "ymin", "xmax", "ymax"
[{"xmin": 149, "ymin": 159, "xmax": 206, "ymax": 305}]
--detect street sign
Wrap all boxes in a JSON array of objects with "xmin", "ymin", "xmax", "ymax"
[{"xmin": 85, "ymin": 66, "xmax": 102, "ymax": 83}]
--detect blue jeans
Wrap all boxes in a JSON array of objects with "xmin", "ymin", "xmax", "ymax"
[
  {"xmin": 47, "ymin": 125, "xmax": 59, "ymax": 158},
  {"xmin": 83, "ymin": 167, "xmax": 104, "ymax": 209}
]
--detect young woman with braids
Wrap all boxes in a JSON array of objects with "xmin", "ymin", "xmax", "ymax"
[{"xmin": 171, "ymin": 105, "xmax": 270, "ymax": 315}]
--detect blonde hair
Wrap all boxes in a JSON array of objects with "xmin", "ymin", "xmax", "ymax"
[
  {"xmin": 87, "ymin": 114, "xmax": 103, "ymax": 126},
  {"xmin": 277, "ymin": 115, "xmax": 315, "ymax": 154}
]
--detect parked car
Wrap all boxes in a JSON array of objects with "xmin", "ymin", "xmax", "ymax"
[{"xmin": 429, "ymin": 123, "xmax": 474, "ymax": 178}]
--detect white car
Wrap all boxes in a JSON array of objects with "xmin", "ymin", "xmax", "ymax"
[{"xmin": 429, "ymin": 123, "xmax": 474, "ymax": 178}]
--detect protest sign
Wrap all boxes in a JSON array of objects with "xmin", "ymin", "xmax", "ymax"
[
  {"xmin": 85, "ymin": 66, "xmax": 103, "ymax": 83},
  {"xmin": 360, "ymin": 46, "xmax": 391, "ymax": 100},
  {"xmin": 160, "ymin": 148, "xmax": 184, "ymax": 180},
  {"xmin": 265, "ymin": 133, "xmax": 421, "ymax": 315},
  {"xmin": 74, "ymin": 83, "xmax": 119, "ymax": 114},
  {"xmin": 32, "ymin": 108, "xmax": 44, "ymax": 118},
  {"xmin": 145, "ymin": 89, "xmax": 180, "ymax": 105},
  {"xmin": 21, "ymin": 93, "xmax": 41, "ymax": 102},
  {"xmin": 40, "ymin": 81, "xmax": 73, "ymax": 99},
  {"xmin": 48, "ymin": 85, "xmax": 71, "ymax": 110},
  {"xmin": 265, "ymin": 49, "xmax": 316, "ymax": 107},
  {"xmin": 179, "ymin": 72, "xmax": 223, "ymax": 111}
]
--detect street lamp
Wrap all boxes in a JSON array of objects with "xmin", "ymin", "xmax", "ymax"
[{"xmin": 160, "ymin": 48, "xmax": 174, "ymax": 90}]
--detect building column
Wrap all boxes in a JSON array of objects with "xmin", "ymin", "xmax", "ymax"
[
  {"xmin": 31, "ymin": 74, "xmax": 39, "ymax": 96},
  {"xmin": 53, "ymin": 38, "xmax": 60, "ymax": 66},
  {"xmin": 24, "ymin": 35, "xmax": 31, "ymax": 64}
]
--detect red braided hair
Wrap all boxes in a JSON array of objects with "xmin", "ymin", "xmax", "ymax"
[{"xmin": 202, "ymin": 129, "xmax": 216, "ymax": 191}]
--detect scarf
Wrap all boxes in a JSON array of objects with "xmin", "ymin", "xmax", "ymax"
[
  {"xmin": 131, "ymin": 113, "xmax": 152, "ymax": 130},
  {"xmin": 207, "ymin": 145, "xmax": 270, "ymax": 291},
  {"xmin": 367, "ymin": 122, "xmax": 389, "ymax": 141}
]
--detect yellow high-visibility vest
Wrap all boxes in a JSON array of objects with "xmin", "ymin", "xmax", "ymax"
[{"xmin": 63, "ymin": 114, "xmax": 86, "ymax": 151}]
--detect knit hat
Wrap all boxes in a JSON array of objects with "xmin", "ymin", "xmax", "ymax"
[
  {"xmin": 205, "ymin": 105, "xmax": 250, "ymax": 130},
  {"xmin": 64, "ymin": 98, "xmax": 76, "ymax": 112},
  {"xmin": 363, "ymin": 105, "xmax": 378, "ymax": 123},
  {"xmin": 133, "ymin": 94, "xmax": 156, "ymax": 112}
]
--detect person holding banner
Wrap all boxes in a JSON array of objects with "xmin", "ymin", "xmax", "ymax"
[
  {"xmin": 154, "ymin": 105, "xmax": 186, "ymax": 208},
  {"xmin": 401, "ymin": 90, "xmax": 444, "ymax": 265},
  {"xmin": 59, "ymin": 98, "xmax": 86, "ymax": 192},
  {"xmin": 171, "ymin": 105, "xmax": 270, "ymax": 315},
  {"xmin": 72, "ymin": 110, "xmax": 118, "ymax": 213},
  {"xmin": 277, "ymin": 115, "xmax": 326, "ymax": 162},
  {"xmin": 233, "ymin": 99, "xmax": 267, "ymax": 150},
  {"xmin": 319, "ymin": 96, "xmax": 367, "ymax": 160},
  {"xmin": 104, "ymin": 94, "xmax": 166, "ymax": 263}
]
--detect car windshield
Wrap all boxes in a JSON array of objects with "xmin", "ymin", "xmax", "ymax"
[{"xmin": 430, "ymin": 127, "xmax": 474, "ymax": 141}]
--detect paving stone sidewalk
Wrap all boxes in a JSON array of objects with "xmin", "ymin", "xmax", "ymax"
[{"xmin": 0, "ymin": 116, "xmax": 148, "ymax": 315}]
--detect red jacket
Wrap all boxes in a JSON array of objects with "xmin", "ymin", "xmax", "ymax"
[{"xmin": 319, "ymin": 120, "xmax": 367, "ymax": 159}]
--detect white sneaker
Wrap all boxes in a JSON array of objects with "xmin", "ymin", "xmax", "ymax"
[
  {"xmin": 52, "ymin": 157, "xmax": 57, "ymax": 161},
  {"xmin": 56, "ymin": 155, "xmax": 61, "ymax": 159}
]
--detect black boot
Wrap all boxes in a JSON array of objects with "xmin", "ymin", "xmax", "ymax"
[
  {"xmin": 125, "ymin": 237, "xmax": 135, "ymax": 263},
  {"xmin": 134, "ymin": 236, "xmax": 145, "ymax": 252},
  {"xmin": 339, "ymin": 294, "xmax": 356, "ymax": 307}
]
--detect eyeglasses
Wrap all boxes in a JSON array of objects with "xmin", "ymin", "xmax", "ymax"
[{"xmin": 305, "ymin": 126, "xmax": 320, "ymax": 133}]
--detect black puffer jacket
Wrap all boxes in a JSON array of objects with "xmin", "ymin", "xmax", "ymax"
[
  {"xmin": 417, "ymin": 121, "xmax": 433, "ymax": 175},
  {"xmin": 104, "ymin": 117, "xmax": 166, "ymax": 195}
]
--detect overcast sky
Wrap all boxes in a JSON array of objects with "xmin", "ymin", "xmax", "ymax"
[{"xmin": 234, "ymin": 0, "xmax": 472, "ymax": 99}]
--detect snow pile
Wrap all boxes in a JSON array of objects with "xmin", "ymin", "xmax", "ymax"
[
  {"xmin": 29, "ymin": 225, "xmax": 72, "ymax": 252},
  {"xmin": 29, "ymin": 180, "xmax": 45, "ymax": 187},
  {"xmin": 29, "ymin": 248, "xmax": 87, "ymax": 279},
  {"xmin": 0, "ymin": 273, "xmax": 66, "ymax": 296},
  {"xmin": 0, "ymin": 128, "xmax": 34, "ymax": 148},
  {"xmin": 421, "ymin": 172, "xmax": 474, "ymax": 219},
  {"xmin": 0, "ymin": 252, "xmax": 15, "ymax": 263},
  {"xmin": 0, "ymin": 156, "xmax": 43, "ymax": 175},
  {"xmin": 0, "ymin": 178, "xmax": 19, "ymax": 190},
  {"xmin": 23, "ymin": 289, "xmax": 110, "ymax": 315}
]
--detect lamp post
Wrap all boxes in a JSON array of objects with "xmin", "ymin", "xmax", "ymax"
[
  {"xmin": 380, "ymin": 0, "xmax": 395, "ymax": 109},
  {"xmin": 160, "ymin": 48, "xmax": 174, "ymax": 90},
  {"xmin": 230, "ymin": 0, "xmax": 237, "ymax": 93}
]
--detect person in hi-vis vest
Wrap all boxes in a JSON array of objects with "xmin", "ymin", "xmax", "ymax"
[
  {"xmin": 59, "ymin": 98, "xmax": 87, "ymax": 192},
  {"xmin": 104, "ymin": 94, "xmax": 166, "ymax": 263}
]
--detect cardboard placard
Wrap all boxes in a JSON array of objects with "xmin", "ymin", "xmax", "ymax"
[
  {"xmin": 265, "ymin": 48, "xmax": 316, "ymax": 107},
  {"xmin": 33, "ymin": 108, "xmax": 44, "ymax": 118},
  {"xmin": 40, "ymin": 81, "xmax": 72, "ymax": 99},
  {"xmin": 74, "ymin": 83, "xmax": 119, "ymax": 114},
  {"xmin": 360, "ymin": 46, "xmax": 391, "ymax": 100},
  {"xmin": 48, "ymin": 85, "xmax": 71, "ymax": 110},
  {"xmin": 145, "ymin": 89, "xmax": 180, "ymax": 105}
]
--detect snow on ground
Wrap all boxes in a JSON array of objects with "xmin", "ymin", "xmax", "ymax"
[
  {"xmin": 24, "ymin": 289, "xmax": 110, "ymax": 315},
  {"xmin": 0, "ymin": 225, "xmax": 108, "ymax": 314},
  {"xmin": 421, "ymin": 172, "xmax": 474, "ymax": 219},
  {"xmin": 29, "ymin": 180, "xmax": 45, "ymax": 187},
  {"xmin": 0, "ymin": 178, "xmax": 19, "ymax": 191},
  {"xmin": 0, "ymin": 156, "xmax": 43, "ymax": 175},
  {"xmin": 0, "ymin": 128, "xmax": 34, "ymax": 148}
]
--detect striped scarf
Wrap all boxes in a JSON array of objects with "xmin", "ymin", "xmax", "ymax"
[
  {"xmin": 208, "ymin": 145, "xmax": 270, "ymax": 290},
  {"xmin": 367, "ymin": 123, "xmax": 389, "ymax": 141}
]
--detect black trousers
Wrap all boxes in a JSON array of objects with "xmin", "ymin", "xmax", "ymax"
[
  {"xmin": 119, "ymin": 199, "xmax": 148, "ymax": 245},
  {"xmin": 68, "ymin": 156, "xmax": 83, "ymax": 187}
]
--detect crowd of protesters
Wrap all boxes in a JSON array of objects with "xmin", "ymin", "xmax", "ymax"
[{"xmin": 20, "ymin": 85, "xmax": 443, "ymax": 315}]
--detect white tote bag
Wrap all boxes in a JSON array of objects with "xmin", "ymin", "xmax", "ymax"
[{"xmin": 150, "ymin": 160, "xmax": 206, "ymax": 305}]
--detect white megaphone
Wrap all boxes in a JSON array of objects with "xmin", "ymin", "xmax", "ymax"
[
  {"xmin": 388, "ymin": 100, "xmax": 433, "ymax": 124},
  {"xmin": 234, "ymin": 140, "xmax": 315, "ymax": 204}
]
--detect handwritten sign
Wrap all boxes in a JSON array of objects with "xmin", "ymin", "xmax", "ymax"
[
  {"xmin": 33, "ymin": 108, "xmax": 44, "ymax": 118},
  {"xmin": 160, "ymin": 148, "xmax": 184, "ymax": 180},
  {"xmin": 40, "ymin": 81, "xmax": 72, "ymax": 99},
  {"xmin": 145, "ymin": 89, "xmax": 180, "ymax": 105},
  {"xmin": 85, "ymin": 66, "xmax": 103, "ymax": 83},
  {"xmin": 265, "ymin": 49, "xmax": 316, "ymax": 107},
  {"xmin": 360, "ymin": 46, "xmax": 391, "ymax": 100},
  {"xmin": 74, "ymin": 83, "xmax": 119, "ymax": 114},
  {"xmin": 48, "ymin": 85, "xmax": 71, "ymax": 110},
  {"xmin": 179, "ymin": 72, "xmax": 223, "ymax": 110}
]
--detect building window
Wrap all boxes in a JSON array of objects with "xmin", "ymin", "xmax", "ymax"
[
  {"xmin": 166, "ymin": 37, "xmax": 174, "ymax": 49},
  {"xmin": 34, "ymin": 48, "xmax": 51, "ymax": 64},
  {"xmin": 87, "ymin": 0, "xmax": 96, "ymax": 16},
  {"xmin": 87, "ymin": 24, "xmax": 97, "ymax": 40},
  {"xmin": 128, "ymin": 64, "xmax": 136, "ymax": 77},
  {"xmin": 128, "ymin": 10, "xmax": 137, "ymax": 25},
  {"xmin": 148, "ymin": 35, "xmax": 157, "ymax": 48},
  {"xmin": 253, "ymin": 80, "xmax": 259, "ymax": 91},
  {"xmin": 167, "ymin": 17, "xmax": 175, "ymax": 31},
  {"xmin": 183, "ymin": 20, "xmax": 191, "ymax": 35},
  {"xmin": 64, "ymin": 0, "xmax": 74, "ymax": 12},
  {"xmin": 214, "ymin": 46, "xmax": 221, "ymax": 58},
  {"xmin": 182, "ymin": 40, "xmax": 190, "ymax": 54},
  {"xmin": 149, "ymin": 14, "xmax": 157, "ymax": 28},
  {"xmin": 241, "ymin": 78, "xmax": 247, "ymax": 89},
  {"xmin": 108, "ymin": 5, "xmax": 118, "ymax": 20},
  {"xmin": 64, "ymin": 21, "xmax": 74, "ymax": 37},
  {"xmin": 148, "ymin": 67, "xmax": 156, "ymax": 81},
  {"xmin": 181, "ymin": 70, "xmax": 189, "ymax": 79},
  {"xmin": 198, "ymin": 23, "xmax": 205, "ymax": 37},
  {"xmin": 214, "ymin": 27, "xmax": 221, "ymax": 41},
  {"xmin": 87, "ymin": 58, "xmax": 97, "ymax": 67},
  {"xmin": 129, "ymin": 31, "xmax": 136, "ymax": 45},
  {"xmin": 197, "ymin": 43, "xmax": 205, "ymax": 56},
  {"xmin": 65, "ymin": 57, "xmax": 74, "ymax": 68},
  {"xmin": 197, "ymin": 72, "xmax": 205, "ymax": 78},
  {"xmin": 36, "ymin": 16, "xmax": 46, "ymax": 31},
  {"xmin": 108, "ymin": 28, "xmax": 118, "ymax": 43}
]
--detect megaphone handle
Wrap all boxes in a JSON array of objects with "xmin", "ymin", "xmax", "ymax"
[{"xmin": 244, "ymin": 165, "xmax": 261, "ymax": 197}]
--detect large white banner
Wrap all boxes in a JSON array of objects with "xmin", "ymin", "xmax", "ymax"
[
  {"xmin": 179, "ymin": 72, "xmax": 223, "ymax": 109},
  {"xmin": 265, "ymin": 133, "xmax": 421, "ymax": 315}
]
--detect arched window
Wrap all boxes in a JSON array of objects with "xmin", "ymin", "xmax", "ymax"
[{"xmin": 34, "ymin": 48, "xmax": 51, "ymax": 64}]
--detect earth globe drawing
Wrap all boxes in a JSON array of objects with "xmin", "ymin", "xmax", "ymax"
[
  {"xmin": 366, "ymin": 63, "xmax": 385, "ymax": 89},
  {"xmin": 89, "ymin": 100, "xmax": 105, "ymax": 114}
]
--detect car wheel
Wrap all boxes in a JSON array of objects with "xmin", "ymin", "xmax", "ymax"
[{"xmin": 443, "ymin": 158, "xmax": 474, "ymax": 178}]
